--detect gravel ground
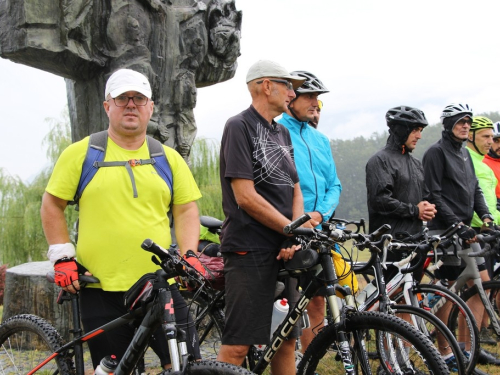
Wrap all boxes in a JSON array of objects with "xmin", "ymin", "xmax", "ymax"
[{"xmin": 84, "ymin": 339, "xmax": 220, "ymax": 373}]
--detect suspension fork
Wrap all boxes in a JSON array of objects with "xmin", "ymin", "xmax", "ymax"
[{"xmin": 320, "ymin": 249, "xmax": 357, "ymax": 375}]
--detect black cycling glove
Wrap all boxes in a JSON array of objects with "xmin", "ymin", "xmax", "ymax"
[
  {"xmin": 456, "ymin": 225, "xmax": 476, "ymax": 240},
  {"xmin": 480, "ymin": 221, "xmax": 500, "ymax": 233}
]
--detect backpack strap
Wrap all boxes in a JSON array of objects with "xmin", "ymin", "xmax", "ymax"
[
  {"xmin": 70, "ymin": 131, "xmax": 174, "ymax": 205},
  {"xmin": 69, "ymin": 130, "xmax": 108, "ymax": 205},
  {"xmin": 147, "ymin": 136, "xmax": 174, "ymax": 203}
]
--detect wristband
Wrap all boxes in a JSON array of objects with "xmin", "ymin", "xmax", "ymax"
[{"xmin": 47, "ymin": 243, "xmax": 76, "ymax": 263}]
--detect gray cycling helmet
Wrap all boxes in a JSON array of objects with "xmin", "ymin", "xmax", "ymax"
[
  {"xmin": 440, "ymin": 103, "xmax": 473, "ymax": 124},
  {"xmin": 290, "ymin": 71, "xmax": 329, "ymax": 95},
  {"xmin": 386, "ymin": 106, "xmax": 428, "ymax": 128},
  {"xmin": 493, "ymin": 122, "xmax": 500, "ymax": 139}
]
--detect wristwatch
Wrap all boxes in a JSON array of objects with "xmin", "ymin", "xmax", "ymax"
[{"xmin": 481, "ymin": 213, "xmax": 494, "ymax": 221}]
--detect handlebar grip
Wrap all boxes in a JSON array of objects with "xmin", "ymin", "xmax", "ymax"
[
  {"xmin": 80, "ymin": 275, "xmax": 100, "ymax": 284},
  {"xmin": 141, "ymin": 239, "xmax": 169, "ymax": 259},
  {"xmin": 369, "ymin": 224, "xmax": 391, "ymax": 241},
  {"xmin": 46, "ymin": 272, "xmax": 100, "ymax": 284},
  {"xmin": 283, "ymin": 214, "xmax": 312, "ymax": 234}
]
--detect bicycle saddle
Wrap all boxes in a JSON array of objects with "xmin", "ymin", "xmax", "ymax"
[{"xmin": 200, "ymin": 216, "xmax": 223, "ymax": 231}]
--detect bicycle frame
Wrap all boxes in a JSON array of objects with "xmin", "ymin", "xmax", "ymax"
[{"xmin": 431, "ymin": 246, "xmax": 500, "ymax": 336}]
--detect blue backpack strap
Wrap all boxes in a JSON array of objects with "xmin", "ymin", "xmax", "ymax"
[
  {"xmin": 69, "ymin": 130, "xmax": 108, "ymax": 205},
  {"xmin": 146, "ymin": 136, "xmax": 173, "ymax": 201}
]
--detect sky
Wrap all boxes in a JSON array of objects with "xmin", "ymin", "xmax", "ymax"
[{"xmin": 1, "ymin": 0, "xmax": 500, "ymax": 181}]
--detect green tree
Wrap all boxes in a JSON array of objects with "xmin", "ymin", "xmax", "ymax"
[
  {"xmin": 331, "ymin": 111, "xmax": 500, "ymax": 224},
  {"xmin": 190, "ymin": 138, "xmax": 223, "ymax": 220},
  {"xmin": 0, "ymin": 110, "xmax": 76, "ymax": 266}
]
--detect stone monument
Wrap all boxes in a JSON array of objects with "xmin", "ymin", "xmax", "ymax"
[{"xmin": 0, "ymin": 0, "xmax": 242, "ymax": 158}]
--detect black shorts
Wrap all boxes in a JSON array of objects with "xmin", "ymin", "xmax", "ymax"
[
  {"xmin": 222, "ymin": 251, "xmax": 301, "ymax": 346},
  {"xmin": 80, "ymin": 284, "xmax": 200, "ymax": 368}
]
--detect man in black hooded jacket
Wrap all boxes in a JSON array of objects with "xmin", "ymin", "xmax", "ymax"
[
  {"xmin": 422, "ymin": 103, "xmax": 500, "ymax": 366},
  {"xmin": 366, "ymin": 106, "xmax": 436, "ymax": 238}
]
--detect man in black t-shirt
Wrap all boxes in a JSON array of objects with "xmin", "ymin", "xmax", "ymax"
[{"xmin": 217, "ymin": 60, "xmax": 306, "ymax": 375}]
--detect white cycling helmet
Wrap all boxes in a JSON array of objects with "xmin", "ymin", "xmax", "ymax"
[
  {"xmin": 494, "ymin": 122, "xmax": 500, "ymax": 139},
  {"xmin": 440, "ymin": 103, "xmax": 473, "ymax": 124}
]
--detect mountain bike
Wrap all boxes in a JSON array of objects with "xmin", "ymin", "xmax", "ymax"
[
  {"xmin": 346, "ymin": 220, "xmax": 468, "ymax": 374},
  {"xmin": 0, "ymin": 239, "xmax": 254, "ymax": 375},
  {"xmin": 185, "ymin": 215, "xmax": 449, "ymax": 374}
]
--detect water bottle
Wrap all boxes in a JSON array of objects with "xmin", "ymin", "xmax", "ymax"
[
  {"xmin": 270, "ymin": 298, "xmax": 289, "ymax": 338},
  {"xmin": 355, "ymin": 282, "xmax": 377, "ymax": 305},
  {"xmin": 94, "ymin": 354, "xmax": 118, "ymax": 374}
]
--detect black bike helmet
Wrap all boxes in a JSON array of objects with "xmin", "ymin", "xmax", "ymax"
[
  {"xmin": 385, "ymin": 106, "xmax": 428, "ymax": 153},
  {"xmin": 385, "ymin": 106, "xmax": 428, "ymax": 128},
  {"xmin": 290, "ymin": 71, "xmax": 329, "ymax": 96}
]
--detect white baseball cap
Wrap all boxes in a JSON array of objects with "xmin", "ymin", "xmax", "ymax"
[
  {"xmin": 105, "ymin": 69, "xmax": 152, "ymax": 99},
  {"xmin": 246, "ymin": 60, "xmax": 305, "ymax": 89}
]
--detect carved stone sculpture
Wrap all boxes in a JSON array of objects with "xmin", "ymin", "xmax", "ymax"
[{"xmin": 0, "ymin": 0, "xmax": 242, "ymax": 158}]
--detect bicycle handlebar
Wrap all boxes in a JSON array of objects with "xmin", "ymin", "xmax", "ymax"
[
  {"xmin": 328, "ymin": 218, "xmax": 366, "ymax": 234},
  {"xmin": 141, "ymin": 239, "xmax": 207, "ymax": 287},
  {"xmin": 468, "ymin": 243, "xmax": 497, "ymax": 258},
  {"xmin": 466, "ymin": 230, "xmax": 500, "ymax": 257},
  {"xmin": 291, "ymin": 227, "xmax": 315, "ymax": 236},
  {"xmin": 45, "ymin": 272, "xmax": 100, "ymax": 285},
  {"xmin": 283, "ymin": 214, "xmax": 312, "ymax": 234}
]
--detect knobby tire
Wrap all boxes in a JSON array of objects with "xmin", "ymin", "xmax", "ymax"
[
  {"xmin": 0, "ymin": 314, "xmax": 74, "ymax": 374},
  {"xmin": 297, "ymin": 311, "xmax": 448, "ymax": 375}
]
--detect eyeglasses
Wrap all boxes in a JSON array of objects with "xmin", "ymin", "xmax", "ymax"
[
  {"xmin": 317, "ymin": 100, "xmax": 323, "ymax": 110},
  {"xmin": 456, "ymin": 118, "xmax": 472, "ymax": 126},
  {"xmin": 256, "ymin": 79, "xmax": 294, "ymax": 91},
  {"xmin": 109, "ymin": 95, "xmax": 149, "ymax": 107}
]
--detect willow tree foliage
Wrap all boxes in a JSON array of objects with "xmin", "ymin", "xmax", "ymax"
[
  {"xmin": 0, "ymin": 110, "xmax": 76, "ymax": 266},
  {"xmin": 190, "ymin": 137, "xmax": 223, "ymax": 220}
]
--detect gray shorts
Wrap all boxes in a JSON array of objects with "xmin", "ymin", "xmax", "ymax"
[{"xmin": 428, "ymin": 229, "xmax": 485, "ymax": 280}]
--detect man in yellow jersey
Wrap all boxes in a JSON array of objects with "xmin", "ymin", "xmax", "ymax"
[{"xmin": 40, "ymin": 69, "xmax": 203, "ymax": 369}]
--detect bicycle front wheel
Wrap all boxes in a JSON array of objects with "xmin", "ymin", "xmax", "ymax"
[
  {"xmin": 0, "ymin": 314, "xmax": 74, "ymax": 374},
  {"xmin": 162, "ymin": 359, "xmax": 254, "ymax": 374},
  {"xmin": 394, "ymin": 283, "xmax": 480, "ymax": 371},
  {"xmin": 460, "ymin": 280, "xmax": 500, "ymax": 371},
  {"xmin": 297, "ymin": 311, "xmax": 448, "ymax": 375},
  {"xmin": 390, "ymin": 304, "xmax": 466, "ymax": 375},
  {"xmin": 181, "ymin": 289, "xmax": 225, "ymax": 361}
]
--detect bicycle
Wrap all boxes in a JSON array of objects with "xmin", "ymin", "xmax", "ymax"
[
  {"xmin": 383, "ymin": 226, "xmax": 500, "ymax": 373},
  {"xmin": 446, "ymin": 230, "xmax": 500, "ymax": 366},
  {"xmin": 345, "ymin": 221, "xmax": 469, "ymax": 374},
  {"xmin": 0, "ymin": 239, "xmax": 254, "ymax": 375},
  {"xmin": 186, "ymin": 215, "xmax": 449, "ymax": 374}
]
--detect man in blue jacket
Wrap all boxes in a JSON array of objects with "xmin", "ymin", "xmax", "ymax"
[{"xmin": 279, "ymin": 71, "xmax": 342, "ymax": 353}]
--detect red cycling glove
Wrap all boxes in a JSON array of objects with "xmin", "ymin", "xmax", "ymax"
[
  {"xmin": 54, "ymin": 258, "xmax": 87, "ymax": 288},
  {"xmin": 183, "ymin": 250, "xmax": 206, "ymax": 276}
]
